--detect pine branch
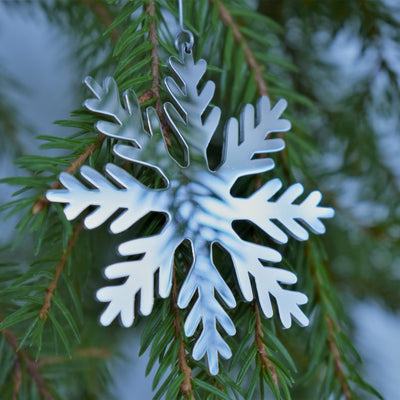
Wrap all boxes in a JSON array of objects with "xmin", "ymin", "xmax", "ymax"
[
  {"xmin": 212, "ymin": 0, "xmax": 268, "ymax": 96},
  {"xmin": 171, "ymin": 265, "xmax": 194, "ymax": 399},
  {"xmin": 39, "ymin": 347, "xmax": 111, "ymax": 366},
  {"xmin": 146, "ymin": 0, "xmax": 171, "ymax": 146},
  {"xmin": 12, "ymin": 356, "xmax": 22, "ymax": 400},
  {"xmin": 2, "ymin": 324, "xmax": 54, "ymax": 400},
  {"xmin": 254, "ymin": 303, "xmax": 279, "ymax": 388},
  {"xmin": 307, "ymin": 243, "xmax": 357, "ymax": 399},
  {"xmin": 326, "ymin": 316, "xmax": 353, "ymax": 400},
  {"xmin": 39, "ymin": 223, "xmax": 84, "ymax": 321},
  {"xmin": 81, "ymin": 0, "xmax": 119, "ymax": 45}
]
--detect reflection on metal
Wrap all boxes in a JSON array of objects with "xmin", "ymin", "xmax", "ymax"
[{"xmin": 46, "ymin": 49, "xmax": 334, "ymax": 375}]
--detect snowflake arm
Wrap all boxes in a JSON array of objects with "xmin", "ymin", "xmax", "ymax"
[
  {"xmin": 214, "ymin": 174, "xmax": 333, "ymax": 329},
  {"xmin": 241, "ymin": 179, "xmax": 335, "ymax": 244},
  {"xmin": 46, "ymin": 163, "xmax": 169, "ymax": 233},
  {"xmin": 164, "ymin": 51, "xmax": 221, "ymax": 164},
  {"xmin": 220, "ymin": 235, "xmax": 309, "ymax": 328},
  {"xmin": 84, "ymin": 77, "xmax": 176, "ymax": 181},
  {"xmin": 96, "ymin": 223, "xmax": 182, "ymax": 327},
  {"xmin": 114, "ymin": 107, "xmax": 180, "ymax": 182},
  {"xmin": 84, "ymin": 76, "xmax": 149, "ymax": 145},
  {"xmin": 217, "ymin": 96, "xmax": 290, "ymax": 183},
  {"xmin": 177, "ymin": 241, "xmax": 236, "ymax": 375}
]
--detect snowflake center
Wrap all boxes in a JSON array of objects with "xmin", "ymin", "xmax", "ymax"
[{"xmin": 170, "ymin": 178, "xmax": 223, "ymax": 242}]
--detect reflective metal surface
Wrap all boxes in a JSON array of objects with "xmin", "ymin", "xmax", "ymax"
[
  {"xmin": 47, "ymin": 50, "xmax": 334, "ymax": 375},
  {"xmin": 175, "ymin": 0, "xmax": 194, "ymax": 52}
]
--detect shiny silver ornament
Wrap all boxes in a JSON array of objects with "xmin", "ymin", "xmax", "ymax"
[{"xmin": 47, "ymin": 49, "xmax": 334, "ymax": 375}]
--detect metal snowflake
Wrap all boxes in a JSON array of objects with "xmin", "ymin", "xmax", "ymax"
[{"xmin": 47, "ymin": 50, "xmax": 334, "ymax": 375}]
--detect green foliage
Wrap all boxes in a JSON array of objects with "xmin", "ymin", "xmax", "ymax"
[{"xmin": 0, "ymin": 0, "xmax": 398, "ymax": 399}]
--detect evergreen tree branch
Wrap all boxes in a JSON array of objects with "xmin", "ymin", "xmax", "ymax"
[
  {"xmin": 178, "ymin": 341, "xmax": 193, "ymax": 399},
  {"xmin": 38, "ymin": 347, "xmax": 111, "ymax": 366},
  {"xmin": 12, "ymin": 356, "xmax": 22, "ymax": 400},
  {"xmin": 211, "ymin": 0, "xmax": 268, "ymax": 96},
  {"xmin": 39, "ymin": 223, "xmax": 84, "ymax": 321},
  {"xmin": 307, "ymin": 243, "xmax": 358, "ymax": 399},
  {"xmin": 254, "ymin": 303, "xmax": 279, "ymax": 388},
  {"xmin": 81, "ymin": 0, "xmax": 119, "ymax": 45},
  {"xmin": 326, "ymin": 316, "xmax": 353, "ymax": 400},
  {"xmin": 2, "ymin": 324, "xmax": 54, "ymax": 400},
  {"xmin": 171, "ymin": 264, "xmax": 194, "ymax": 399},
  {"xmin": 146, "ymin": 0, "xmax": 171, "ymax": 146}
]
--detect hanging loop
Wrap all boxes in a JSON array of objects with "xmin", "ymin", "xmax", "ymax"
[
  {"xmin": 175, "ymin": 0, "xmax": 194, "ymax": 52},
  {"xmin": 175, "ymin": 29, "xmax": 194, "ymax": 53}
]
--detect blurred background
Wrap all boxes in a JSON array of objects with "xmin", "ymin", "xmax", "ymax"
[{"xmin": 0, "ymin": 1, "xmax": 399, "ymax": 399}]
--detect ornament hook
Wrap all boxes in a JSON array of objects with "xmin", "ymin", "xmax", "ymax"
[{"xmin": 175, "ymin": 0, "xmax": 194, "ymax": 52}]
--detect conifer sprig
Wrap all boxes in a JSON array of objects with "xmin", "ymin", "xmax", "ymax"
[{"xmin": 1, "ymin": 321, "xmax": 54, "ymax": 400}]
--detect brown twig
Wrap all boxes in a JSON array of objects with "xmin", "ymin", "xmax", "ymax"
[
  {"xmin": 326, "ymin": 316, "xmax": 353, "ymax": 400},
  {"xmin": 146, "ymin": 0, "xmax": 171, "ymax": 146},
  {"xmin": 170, "ymin": 264, "xmax": 194, "ymax": 399},
  {"xmin": 254, "ymin": 303, "xmax": 279, "ymax": 388},
  {"xmin": 2, "ymin": 326, "xmax": 54, "ymax": 400},
  {"xmin": 39, "ymin": 223, "xmax": 84, "ymax": 321},
  {"xmin": 39, "ymin": 347, "xmax": 111, "ymax": 367},
  {"xmin": 81, "ymin": 0, "xmax": 119, "ymax": 45},
  {"xmin": 212, "ymin": 0, "xmax": 268, "ymax": 97},
  {"xmin": 12, "ymin": 356, "xmax": 23, "ymax": 400},
  {"xmin": 307, "ymin": 246, "xmax": 353, "ymax": 399}
]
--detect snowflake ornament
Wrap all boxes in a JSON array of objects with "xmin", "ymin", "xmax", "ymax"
[{"xmin": 46, "ymin": 50, "xmax": 334, "ymax": 375}]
